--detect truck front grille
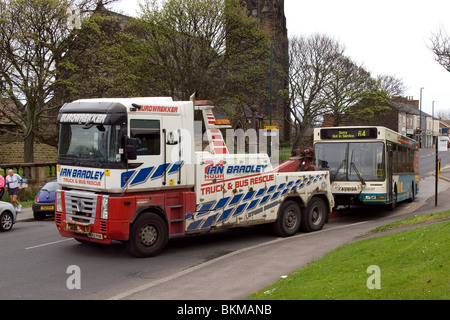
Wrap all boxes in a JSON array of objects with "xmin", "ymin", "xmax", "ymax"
[{"xmin": 64, "ymin": 191, "xmax": 98, "ymax": 224}]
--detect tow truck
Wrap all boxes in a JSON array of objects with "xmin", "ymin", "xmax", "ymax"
[{"xmin": 55, "ymin": 97, "xmax": 334, "ymax": 257}]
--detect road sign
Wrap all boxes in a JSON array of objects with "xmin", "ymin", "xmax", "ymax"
[{"xmin": 438, "ymin": 137, "xmax": 448, "ymax": 152}]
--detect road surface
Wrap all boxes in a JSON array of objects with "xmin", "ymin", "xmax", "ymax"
[{"xmin": 1, "ymin": 151, "xmax": 449, "ymax": 300}]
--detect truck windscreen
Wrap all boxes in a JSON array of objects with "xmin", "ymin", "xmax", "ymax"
[{"xmin": 58, "ymin": 123, "xmax": 126, "ymax": 166}]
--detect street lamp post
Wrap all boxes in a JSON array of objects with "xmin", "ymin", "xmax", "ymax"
[
  {"xmin": 269, "ymin": 41, "xmax": 277, "ymax": 127},
  {"xmin": 269, "ymin": 41, "xmax": 278, "ymax": 158},
  {"xmin": 419, "ymin": 87, "xmax": 424, "ymax": 148}
]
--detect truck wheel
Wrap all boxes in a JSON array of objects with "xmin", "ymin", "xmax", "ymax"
[
  {"xmin": 273, "ymin": 200, "xmax": 301, "ymax": 237},
  {"xmin": 301, "ymin": 197, "xmax": 327, "ymax": 232},
  {"xmin": 126, "ymin": 212, "xmax": 168, "ymax": 258}
]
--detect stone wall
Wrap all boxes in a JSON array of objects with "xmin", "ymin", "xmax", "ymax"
[{"xmin": 0, "ymin": 141, "xmax": 57, "ymax": 164}]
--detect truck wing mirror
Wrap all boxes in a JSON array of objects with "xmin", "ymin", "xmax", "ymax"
[
  {"xmin": 126, "ymin": 137, "xmax": 138, "ymax": 160},
  {"xmin": 167, "ymin": 131, "xmax": 179, "ymax": 145}
]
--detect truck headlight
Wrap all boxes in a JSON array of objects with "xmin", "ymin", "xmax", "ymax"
[
  {"xmin": 56, "ymin": 190, "xmax": 62, "ymax": 212},
  {"xmin": 101, "ymin": 195, "xmax": 109, "ymax": 220}
]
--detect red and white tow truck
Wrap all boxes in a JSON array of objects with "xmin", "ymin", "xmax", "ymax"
[{"xmin": 55, "ymin": 97, "xmax": 334, "ymax": 257}]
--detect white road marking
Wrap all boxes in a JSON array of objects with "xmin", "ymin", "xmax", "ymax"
[{"xmin": 25, "ymin": 239, "xmax": 72, "ymax": 250}]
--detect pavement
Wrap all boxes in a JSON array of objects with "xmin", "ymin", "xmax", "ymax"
[
  {"xmin": 14, "ymin": 165, "xmax": 450, "ymax": 300},
  {"xmin": 15, "ymin": 205, "xmax": 37, "ymax": 223}
]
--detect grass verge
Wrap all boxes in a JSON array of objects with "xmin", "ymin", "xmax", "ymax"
[
  {"xmin": 247, "ymin": 214, "xmax": 449, "ymax": 300},
  {"xmin": 368, "ymin": 211, "xmax": 450, "ymax": 233}
]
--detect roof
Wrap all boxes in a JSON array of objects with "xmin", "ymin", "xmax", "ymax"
[{"xmin": 388, "ymin": 100, "xmax": 433, "ymax": 118}]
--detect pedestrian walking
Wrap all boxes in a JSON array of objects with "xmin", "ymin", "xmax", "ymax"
[
  {"xmin": 5, "ymin": 169, "xmax": 22, "ymax": 212},
  {"xmin": 0, "ymin": 173, "xmax": 4, "ymax": 200}
]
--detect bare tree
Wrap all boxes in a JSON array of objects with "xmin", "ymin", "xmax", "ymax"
[
  {"xmin": 429, "ymin": 25, "xmax": 450, "ymax": 72},
  {"xmin": 436, "ymin": 109, "xmax": 450, "ymax": 120},
  {"xmin": 324, "ymin": 55, "xmax": 372, "ymax": 127},
  {"xmin": 281, "ymin": 34, "xmax": 345, "ymax": 150},
  {"xmin": 377, "ymin": 74, "xmax": 408, "ymax": 97}
]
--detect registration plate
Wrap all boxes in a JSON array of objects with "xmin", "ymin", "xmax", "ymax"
[
  {"xmin": 88, "ymin": 233, "xmax": 103, "ymax": 240},
  {"xmin": 41, "ymin": 205, "xmax": 54, "ymax": 210}
]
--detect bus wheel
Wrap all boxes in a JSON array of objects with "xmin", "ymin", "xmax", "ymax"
[
  {"xmin": 386, "ymin": 186, "xmax": 397, "ymax": 211},
  {"xmin": 273, "ymin": 200, "xmax": 301, "ymax": 237},
  {"xmin": 301, "ymin": 197, "xmax": 327, "ymax": 232},
  {"xmin": 126, "ymin": 212, "xmax": 168, "ymax": 258},
  {"xmin": 407, "ymin": 182, "xmax": 415, "ymax": 203}
]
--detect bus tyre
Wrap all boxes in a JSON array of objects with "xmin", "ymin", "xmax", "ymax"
[
  {"xmin": 301, "ymin": 197, "xmax": 327, "ymax": 232},
  {"xmin": 273, "ymin": 200, "xmax": 301, "ymax": 237},
  {"xmin": 126, "ymin": 212, "xmax": 168, "ymax": 258},
  {"xmin": 386, "ymin": 187, "xmax": 397, "ymax": 211},
  {"xmin": 407, "ymin": 182, "xmax": 415, "ymax": 203}
]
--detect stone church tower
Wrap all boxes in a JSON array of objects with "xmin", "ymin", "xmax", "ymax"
[{"xmin": 241, "ymin": 0, "xmax": 290, "ymax": 141}]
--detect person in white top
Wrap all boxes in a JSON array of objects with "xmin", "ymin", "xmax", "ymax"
[{"xmin": 5, "ymin": 169, "xmax": 22, "ymax": 212}]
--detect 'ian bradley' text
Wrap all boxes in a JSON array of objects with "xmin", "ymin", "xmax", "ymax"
[{"xmin": 60, "ymin": 168, "xmax": 105, "ymax": 181}]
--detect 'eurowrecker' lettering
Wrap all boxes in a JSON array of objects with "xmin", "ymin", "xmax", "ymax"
[
  {"xmin": 139, "ymin": 105, "xmax": 179, "ymax": 113},
  {"xmin": 60, "ymin": 113, "xmax": 107, "ymax": 124}
]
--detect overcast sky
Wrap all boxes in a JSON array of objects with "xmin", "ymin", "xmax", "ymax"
[{"xmin": 111, "ymin": 0, "xmax": 450, "ymax": 116}]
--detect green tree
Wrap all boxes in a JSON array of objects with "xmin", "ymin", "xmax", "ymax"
[
  {"xmin": 56, "ymin": 5, "xmax": 139, "ymax": 102},
  {"xmin": 0, "ymin": 0, "xmax": 118, "ymax": 160},
  {"xmin": 346, "ymin": 80, "xmax": 391, "ymax": 124},
  {"xmin": 135, "ymin": 0, "xmax": 270, "ymax": 107}
]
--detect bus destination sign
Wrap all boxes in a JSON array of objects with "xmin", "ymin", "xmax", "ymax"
[{"xmin": 321, "ymin": 128, "xmax": 378, "ymax": 140}]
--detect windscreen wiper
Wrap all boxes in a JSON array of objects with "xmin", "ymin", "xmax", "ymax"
[
  {"xmin": 331, "ymin": 159, "xmax": 346, "ymax": 182},
  {"xmin": 350, "ymin": 162, "xmax": 366, "ymax": 186}
]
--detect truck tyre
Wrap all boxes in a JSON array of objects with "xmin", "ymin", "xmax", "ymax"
[
  {"xmin": 126, "ymin": 212, "xmax": 168, "ymax": 258},
  {"xmin": 301, "ymin": 197, "xmax": 327, "ymax": 232},
  {"xmin": 273, "ymin": 200, "xmax": 301, "ymax": 237}
]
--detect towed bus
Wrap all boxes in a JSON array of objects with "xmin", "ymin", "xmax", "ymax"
[{"xmin": 314, "ymin": 126, "xmax": 419, "ymax": 209}]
